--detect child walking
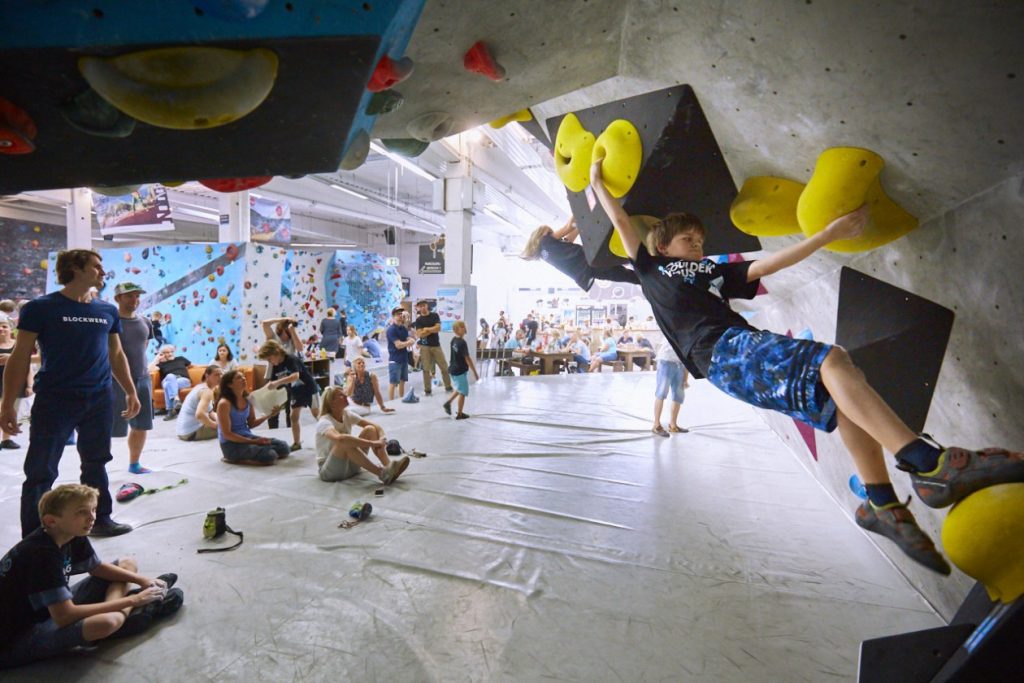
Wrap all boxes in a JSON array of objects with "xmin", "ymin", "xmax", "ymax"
[
  {"xmin": 442, "ymin": 320, "xmax": 479, "ymax": 420},
  {"xmin": 590, "ymin": 156, "xmax": 1024, "ymax": 574}
]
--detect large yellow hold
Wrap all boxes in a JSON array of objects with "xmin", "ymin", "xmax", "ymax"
[
  {"xmin": 796, "ymin": 147, "xmax": 918, "ymax": 252},
  {"xmin": 489, "ymin": 109, "xmax": 532, "ymax": 129},
  {"xmin": 730, "ymin": 176, "xmax": 804, "ymax": 237},
  {"xmin": 79, "ymin": 47, "xmax": 279, "ymax": 130},
  {"xmin": 592, "ymin": 119, "xmax": 642, "ymax": 198},
  {"xmin": 942, "ymin": 483, "xmax": 1024, "ymax": 603},
  {"xmin": 554, "ymin": 113, "xmax": 595, "ymax": 192}
]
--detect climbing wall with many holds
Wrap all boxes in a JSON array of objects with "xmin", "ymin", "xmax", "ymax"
[{"xmin": 325, "ymin": 251, "xmax": 405, "ymax": 337}]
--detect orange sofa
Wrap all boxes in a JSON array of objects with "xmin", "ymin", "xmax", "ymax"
[{"xmin": 150, "ymin": 365, "xmax": 256, "ymax": 410}]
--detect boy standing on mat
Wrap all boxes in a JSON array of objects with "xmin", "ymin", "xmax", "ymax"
[
  {"xmin": 442, "ymin": 320, "xmax": 479, "ymax": 420},
  {"xmin": 590, "ymin": 157, "xmax": 1024, "ymax": 574},
  {"xmin": 0, "ymin": 484, "xmax": 183, "ymax": 669}
]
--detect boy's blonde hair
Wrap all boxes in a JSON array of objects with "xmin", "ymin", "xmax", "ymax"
[
  {"xmin": 649, "ymin": 212, "xmax": 706, "ymax": 254},
  {"xmin": 520, "ymin": 225, "xmax": 553, "ymax": 260},
  {"xmin": 257, "ymin": 339, "xmax": 286, "ymax": 359},
  {"xmin": 39, "ymin": 484, "xmax": 98, "ymax": 521},
  {"xmin": 452, "ymin": 320, "xmax": 467, "ymax": 333}
]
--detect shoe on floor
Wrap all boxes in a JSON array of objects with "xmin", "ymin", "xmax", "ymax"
[
  {"xmin": 380, "ymin": 455, "xmax": 410, "ymax": 485},
  {"xmin": 290, "ymin": 442, "xmax": 302, "ymax": 452},
  {"xmin": 668, "ymin": 425, "xmax": 689, "ymax": 433},
  {"xmin": 162, "ymin": 411, "xmax": 176, "ymax": 421},
  {"xmin": 652, "ymin": 425, "xmax": 669, "ymax": 437},
  {"xmin": 0, "ymin": 439, "xmax": 20, "ymax": 449},
  {"xmin": 90, "ymin": 518, "xmax": 133, "ymax": 538},
  {"xmin": 455, "ymin": 412, "xmax": 470, "ymax": 420},
  {"xmin": 442, "ymin": 402, "xmax": 451, "ymax": 416},
  {"xmin": 905, "ymin": 445, "xmax": 1024, "ymax": 508},
  {"xmin": 855, "ymin": 500, "xmax": 950, "ymax": 575},
  {"xmin": 128, "ymin": 463, "xmax": 151, "ymax": 474}
]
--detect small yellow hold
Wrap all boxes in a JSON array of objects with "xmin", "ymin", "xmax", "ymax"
[
  {"xmin": 608, "ymin": 215, "xmax": 658, "ymax": 259},
  {"xmin": 592, "ymin": 120, "xmax": 642, "ymax": 198},
  {"xmin": 942, "ymin": 483, "xmax": 1024, "ymax": 603},
  {"xmin": 489, "ymin": 109, "xmax": 532, "ymax": 129},
  {"xmin": 162, "ymin": 180, "xmax": 186, "ymax": 188},
  {"xmin": 554, "ymin": 113, "xmax": 595, "ymax": 193},
  {"xmin": 730, "ymin": 177, "xmax": 805, "ymax": 237},
  {"xmin": 796, "ymin": 147, "xmax": 918, "ymax": 252},
  {"xmin": 40, "ymin": 259, "xmax": 48, "ymax": 270}
]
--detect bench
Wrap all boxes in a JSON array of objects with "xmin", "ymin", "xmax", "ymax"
[{"xmin": 601, "ymin": 360, "xmax": 625, "ymax": 372}]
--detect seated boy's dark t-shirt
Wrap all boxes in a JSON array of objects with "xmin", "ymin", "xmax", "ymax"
[
  {"xmin": 449, "ymin": 336, "xmax": 470, "ymax": 375},
  {"xmin": 631, "ymin": 244, "xmax": 760, "ymax": 378},
  {"xmin": 270, "ymin": 354, "xmax": 315, "ymax": 391},
  {"xmin": 0, "ymin": 528, "xmax": 101, "ymax": 642}
]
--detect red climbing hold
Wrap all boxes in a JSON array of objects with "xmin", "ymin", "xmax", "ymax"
[
  {"xmin": 367, "ymin": 55, "xmax": 415, "ymax": 92},
  {"xmin": 0, "ymin": 97, "xmax": 38, "ymax": 155},
  {"xmin": 226, "ymin": 244, "xmax": 240, "ymax": 261},
  {"xmin": 463, "ymin": 41, "xmax": 505, "ymax": 81},
  {"xmin": 199, "ymin": 176, "xmax": 272, "ymax": 193}
]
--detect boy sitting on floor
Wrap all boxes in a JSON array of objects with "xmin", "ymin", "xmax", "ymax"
[
  {"xmin": 589, "ymin": 156, "xmax": 1024, "ymax": 575},
  {"xmin": 0, "ymin": 484, "xmax": 183, "ymax": 669}
]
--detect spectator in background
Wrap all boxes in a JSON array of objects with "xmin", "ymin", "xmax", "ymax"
[
  {"xmin": 150, "ymin": 311, "xmax": 167, "ymax": 346},
  {"xmin": 0, "ymin": 317, "xmax": 28, "ymax": 449},
  {"xmin": 319, "ymin": 308, "xmax": 343, "ymax": 359},
  {"xmin": 210, "ymin": 343, "xmax": 238, "ymax": 372},
  {"xmin": 524, "ymin": 313, "xmax": 538, "ymax": 345},
  {"xmin": 343, "ymin": 357, "xmax": 394, "ymax": 415},
  {"xmin": 634, "ymin": 333, "xmax": 654, "ymax": 370},
  {"xmin": 363, "ymin": 332, "xmax": 383, "ymax": 360},
  {"xmin": 570, "ymin": 332, "xmax": 591, "ymax": 373},
  {"xmin": 0, "ymin": 299, "xmax": 17, "ymax": 324},
  {"xmin": 588, "ymin": 329, "xmax": 618, "ymax": 373},
  {"xmin": 215, "ymin": 369, "xmax": 288, "ymax": 465},
  {"xmin": 478, "ymin": 319, "xmax": 490, "ymax": 345},
  {"xmin": 111, "ymin": 282, "xmax": 156, "ymax": 475},
  {"xmin": 342, "ymin": 325, "xmax": 368, "ymax": 366},
  {"xmin": 412, "ymin": 300, "xmax": 452, "ymax": 396},
  {"xmin": 258, "ymin": 340, "xmax": 319, "ymax": 452},
  {"xmin": 261, "ymin": 316, "xmax": 301, "ymax": 357},
  {"xmin": 337, "ymin": 309, "xmax": 348, "ymax": 353},
  {"xmin": 177, "ymin": 365, "xmax": 223, "ymax": 442},
  {"xmin": 386, "ymin": 307, "xmax": 416, "ymax": 400},
  {"xmin": 505, "ymin": 329, "xmax": 524, "ymax": 350},
  {"xmin": 149, "ymin": 345, "xmax": 192, "ymax": 419}
]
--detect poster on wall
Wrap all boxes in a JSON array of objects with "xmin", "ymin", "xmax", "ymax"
[
  {"xmin": 436, "ymin": 286, "xmax": 465, "ymax": 332},
  {"xmin": 418, "ymin": 235, "xmax": 445, "ymax": 274},
  {"xmin": 401, "ymin": 276, "xmax": 411, "ymax": 298},
  {"xmin": 249, "ymin": 196, "xmax": 291, "ymax": 245},
  {"xmin": 94, "ymin": 184, "xmax": 175, "ymax": 235},
  {"xmin": 0, "ymin": 218, "xmax": 65, "ymax": 299}
]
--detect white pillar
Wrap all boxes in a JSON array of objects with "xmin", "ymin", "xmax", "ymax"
[
  {"xmin": 65, "ymin": 188, "xmax": 92, "ymax": 249},
  {"xmin": 442, "ymin": 162, "xmax": 477, "ymax": 344},
  {"xmin": 218, "ymin": 191, "xmax": 251, "ymax": 243}
]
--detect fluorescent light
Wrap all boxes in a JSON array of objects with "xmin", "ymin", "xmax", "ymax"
[
  {"xmin": 369, "ymin": 141, "xmax": 438, "ymax": 181},
  {"xmin": 294, "ymin": 242, "xmax": 360, "ymax": 248},
  {"xmin": 329, "ymin": 184, "xmax": 368, "ymax": 200}
]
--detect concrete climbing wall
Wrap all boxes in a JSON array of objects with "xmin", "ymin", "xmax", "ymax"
[{"xmin": 749, "ymin": 175, "xmax": 1024, "ymax": 620}]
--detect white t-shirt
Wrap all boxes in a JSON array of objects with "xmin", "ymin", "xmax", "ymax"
[
  {"xmin": 342, "ymin": 336, "xmax": 364, "ymax": 361},
  {"xmin": 655, "ymin": 339, "xmax": 682, "ymax": 364},
  {"xmin": 315, "ymin": 409, "xmax": 362, "ymax": 467}
]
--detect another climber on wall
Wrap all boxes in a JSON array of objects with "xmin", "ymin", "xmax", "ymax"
[
  {"xmin": 520, "ymin": 216, "xmax": 639, "ymax": 291},
  {"xmin": 589, "ymin": 156, "xmax": 1024, "ymax": 575}
]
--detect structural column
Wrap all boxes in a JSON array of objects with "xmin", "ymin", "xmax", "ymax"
[
  {"xmin": 218, "ymin": 191, "xmax": 251, "ymax": 243},
  {"xmin": 442, "ymin": 162, "xmax": 476, "ymax": 343},
  {"xmin": 65, "ymin": 188, "xmax": 92, "ymax": 249}
]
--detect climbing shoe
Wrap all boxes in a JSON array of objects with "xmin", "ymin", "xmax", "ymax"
[
  {"xmin": 855, "ymin": 499, "xmax": 950, "ymax": 575},
  {"xmin": 901, "ymin": 441, "xmax": 1024, "ymax": 509}
]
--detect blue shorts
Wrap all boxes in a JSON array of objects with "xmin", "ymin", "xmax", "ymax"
[
  {"xmin": 655, "ymin": 361, "xmax": 686, "ymax": 403},
  {"xmin": 451, "ymin": 372, "xmax": 469, "ymax": 396},
  {"xmin": 707, "ymin": 327, "xmax": 838, "ymax": 432},
  {"xmin": 112, "ymin": 375, "xmax": 154, "ymax": 437},
  {"xmin": 599, "ymin": 349, "xmax": 617, "ymax": 362},
  {"xmin": 388, "ymin": 361, "xmax": 408, "ymax": 385}
]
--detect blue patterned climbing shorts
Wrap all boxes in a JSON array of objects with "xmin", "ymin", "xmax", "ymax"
[{"xmin": 707, "ymin": 327, "xmax": 838, "ymax": 432}]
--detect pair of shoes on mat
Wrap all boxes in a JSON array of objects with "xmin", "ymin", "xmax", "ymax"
[
  {"xmin": 901, "ymin": 441, "xmax": 1024, "ymax": 509},
  {"xmin": 856, "ymin": 499, "xmax": 950, "ymax": 575},
  {"xmin": 380, "ymin": 455, "xmax": 410, "ymax": 485}
]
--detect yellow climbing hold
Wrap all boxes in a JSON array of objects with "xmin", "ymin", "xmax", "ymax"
[
  {"xmin": 730, "ymin": 176, "xmax": 805, "ymax": 237},
  {"xmin": 489, "ymin": 109, "xmax": 532, "ymax": 129},
  {"xmin": 162, "ymin": 180, "xmax": 186, "ymax": 188},
  {"xmin": 554, "ymin": 113, "xmax": 595, "ymax": 193},
  {"xmin": 942, "ymin": 483, "xmax": 1024, "ymax": 603},
  {"xmin": 796, "ymin": 147, "xmax": 917, "ymax": 252},
  {"xmin": 608, "ymin": 215, "xmax": 658, "ymax": 259},
  {"xmin": 591, "ymin": 120, "xmax": 642, "ymax": 198},
  {"xmin": 79, "ymin": 46, "xmax": 278, "ymax": 130}
]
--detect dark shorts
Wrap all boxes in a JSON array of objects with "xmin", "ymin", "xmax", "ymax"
[
  {"xmin": 706, "ymin": 327, "xmax": 838, "ymax": 432},
  {"xmin": 388, "ymin": 361, "xmax": 408, "ymax": 385},
  {"xmin": 112, "ymin": 375, "xmax": 154, "ymax": 437},
  {"xmin": 289, "ymin": 384, "xmax": 315, "ymax": 409}
]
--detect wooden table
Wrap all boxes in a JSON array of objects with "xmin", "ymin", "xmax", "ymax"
[
  {"xmin": 527, "ymin": 350, "xmax": 575, "ymax": 375},
  {"xmin": 617, "ymin": 348, "xmax": 653, "ymax": 372}
]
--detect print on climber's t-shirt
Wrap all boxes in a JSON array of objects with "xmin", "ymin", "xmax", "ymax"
[{"xmin": 657, "ymin": 259, "xmax": 726, "ymax": 300}]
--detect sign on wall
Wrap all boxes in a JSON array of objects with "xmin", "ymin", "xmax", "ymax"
[
  {"xmin": 437, "ymin": 286, "xmax": 465, "ymax": 332},
  {"xmin": 419, "ymin": 243, "xmax": 444, "ymax": 274},
  {"xmin": 249, "ymin": 196, "xmax": 291, "ymax": 245},
  {"xmin": 94, "ymin": 184, "xmax": 174, "ymax": 234}
]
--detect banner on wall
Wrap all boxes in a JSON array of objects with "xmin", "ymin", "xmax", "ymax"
[
  {"xmin": 249, "ymin": 196, "xmax": 291, "ymax": 245},
  {"xmin": 418, "ymin": 242, "xmax": 444, "ymax": 274},
  {"xmin": 436, "ymin": 286, "xmax": 465, "ymax": 332},
  {"xmin": 95, "ymin": 184, "xmax": 174, "ymax": 235}
]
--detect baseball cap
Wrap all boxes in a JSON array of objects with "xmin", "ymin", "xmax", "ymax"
[{"xmin": 114, "ymin": 282, "xmax": 146, "ymax": 296}]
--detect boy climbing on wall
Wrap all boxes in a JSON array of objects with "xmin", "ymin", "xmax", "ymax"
[{"xmin": 589, "ymin": 157, "xmax": 1024, "ymax": 575}]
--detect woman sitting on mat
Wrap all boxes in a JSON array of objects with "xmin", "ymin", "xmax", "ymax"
[
  {"xmin": 215, "ymin": 369, "xmax": 289, "ymax": 466},
  {"xmin": 343, "ymin": 357, "xmax": 394, "ymax": 415}
]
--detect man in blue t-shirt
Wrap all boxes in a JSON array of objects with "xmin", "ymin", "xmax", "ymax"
[
  {"xmin": 385, "ymin": 306, "xmax": 416, "ymax": 400},
  {"xmin": 0, "ymin": 250, "xmax": 141, "ymax": 538}
]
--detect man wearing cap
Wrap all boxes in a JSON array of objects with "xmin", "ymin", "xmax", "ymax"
[
  {"xmin": 112, "ymin": 282, "xmax": 155, "ymax": 475},
  {"xmin": 412, "ymin": 300, "xmax": 452, "ymax": 396},
  {"xmin": 385, "ymin": 306, "xmax": 416, "ymax": 401},
  {"xmin": 0, "ymin": 249, "xmax": 139, "ymax": 538}
]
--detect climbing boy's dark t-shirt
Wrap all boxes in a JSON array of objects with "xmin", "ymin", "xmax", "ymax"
[
  {"xmin": 449, "ymin": 336, "xmax": 470, "ymax": 376},
  {"xmin": 631, "ymin": 244, "xmax": 760, "ymax": 379},
  {"xmin": 0, "ymin": 527, "xmax": 101, "ymax": 642},
  {"xmin": 412, "ymin": 312, "xmax": 441, "ymax": 346}
]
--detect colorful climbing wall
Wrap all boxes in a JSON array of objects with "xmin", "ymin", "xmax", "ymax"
[
  {"xmin": 325, "ymin": 250, "xmax": 405, "ymax": 336},
  {"xmin": 0, "ymin": 218, "xmax": 65, "ymax": 299}
]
